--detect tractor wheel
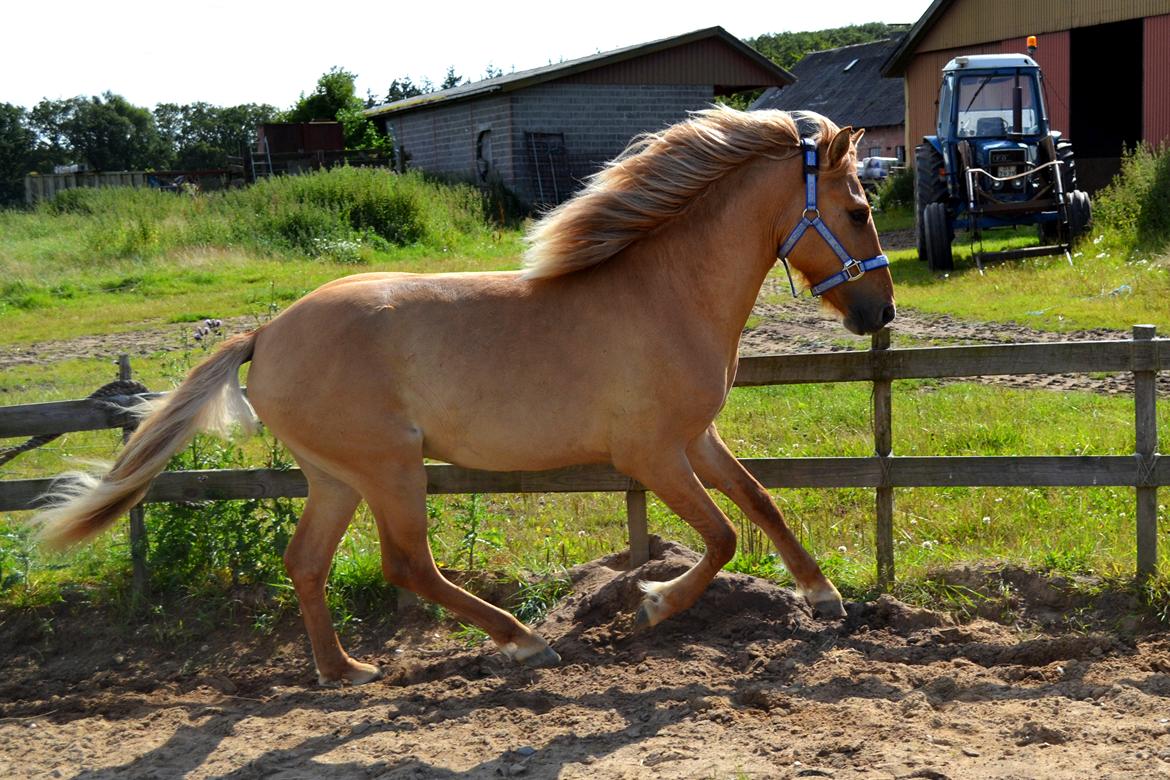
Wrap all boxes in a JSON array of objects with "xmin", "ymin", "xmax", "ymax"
[
  {"xmin": 1068, "ymin": 189, "xmax": 1092, "ymax": 239},
  {"xmin": 915, "ymin": 144, "xmax": 947, "ymax": 262},
  {"xmin": 923, "ymin": 202, "xmax": 954, "ymax": 271},
  {"xmin": 1055, "ymin": 138, "xmax": 1078, "ymax": 191}
]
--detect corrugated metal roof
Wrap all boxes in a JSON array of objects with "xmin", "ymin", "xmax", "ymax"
[
  {"xmin": 364, "ymin": 26, "xmax": 793, "ymax": 119},
  {"xmin": 750, "ymin": 39, "xmax": 905, "ymax": 128}
]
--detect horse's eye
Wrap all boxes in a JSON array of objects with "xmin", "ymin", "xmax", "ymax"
[{"xmin": 849, "ymin": 209, "xmax": 871, "ymax": 225}]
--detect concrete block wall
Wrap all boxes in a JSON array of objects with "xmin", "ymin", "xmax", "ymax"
[
  {"xmin": 509, "ymin": 84, "xmax": 713, "ymax": 205},
  {"xmin": 386, "ymin": 95, "xmax": 512, "ymax": 183}
]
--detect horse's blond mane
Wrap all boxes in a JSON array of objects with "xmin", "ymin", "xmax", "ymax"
[{"xmin": 522, "ymin": 106, "xmax": 842, "ymax": 280}]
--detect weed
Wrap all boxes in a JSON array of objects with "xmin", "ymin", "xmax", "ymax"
[{"xmin": 509, "ymin": 575, "xmax": 572, "ymax": 624}]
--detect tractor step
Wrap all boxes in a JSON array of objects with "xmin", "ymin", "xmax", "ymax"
[
  {"xmin": 975, "ymin": 244, "xmax": 1070, "ymax": 262},
  {"xmin": 972, "ymin": 243, "xmax": 1072, "ymax": 275}
]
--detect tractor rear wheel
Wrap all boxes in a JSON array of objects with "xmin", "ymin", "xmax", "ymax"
[
  {"xmin": 923, "ymin": 202, "xmax": 954, "ymax": 271},
  {"xmin": 915, "ymin": 144, "xmax": 947, "ymax": 262}
]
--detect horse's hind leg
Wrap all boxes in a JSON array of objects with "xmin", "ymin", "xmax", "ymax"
[
  {"xmin": 284, "ymin": 460, "xmax": 382, "ymax": 686},
  {"xmin": 687, "ymin": 425, "xmax": 845, "ymax": 618},
  {"xmin": 359, "ymin": 455, "xmax": 560, "ymax": 668}
]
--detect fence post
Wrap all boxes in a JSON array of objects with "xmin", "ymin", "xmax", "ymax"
[
  {"xmin": 872, "ymin": 328, "xmax": 895, "ymax": 588},
  {"xmin": 1134, "ymin": 325, "xmax": 1158, "ymax": 580},
  {"xmin": 118, "ymin": 355, "xmax": 150, "ymax": 599},
  {"xmin": 627, "ymin": 490, "xmax": 649, "ymax": 567}
]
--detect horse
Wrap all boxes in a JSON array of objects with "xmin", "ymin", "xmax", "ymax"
[{"xmin": 35, "ymin": 106, "xmax": 895, "ymax": 686}]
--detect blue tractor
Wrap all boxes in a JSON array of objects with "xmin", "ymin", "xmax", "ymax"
[{"xmin": 915, "ymin": 40, "xmax": 1091, "ymax": 271}]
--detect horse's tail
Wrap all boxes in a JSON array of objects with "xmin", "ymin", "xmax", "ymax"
[{"xmin": 34, "ymin": 331, "xmax": 259, "ymax": 550}]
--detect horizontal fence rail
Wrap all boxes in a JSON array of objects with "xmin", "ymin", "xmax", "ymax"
[
  {"xmin": 2, "ymin": 340, "xmax": 1165, "ymax": 440},
  {"xmin": 1, "ymin": 328, "xmax": 1165, "ymax": 588}
]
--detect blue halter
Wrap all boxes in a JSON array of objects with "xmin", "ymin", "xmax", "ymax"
[{"xmin": 777, "ymin": 138, "xmax": 889, "ymax": 297}]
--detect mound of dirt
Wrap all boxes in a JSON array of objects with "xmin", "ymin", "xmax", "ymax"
[{"xmin": 2, "ymin": 542, "xmax": 1170, "ymax": 779}]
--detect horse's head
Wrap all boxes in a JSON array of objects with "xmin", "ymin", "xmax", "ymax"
[{"xmin": 776, "ymin": 121, "xmax": 895, "ymax": 335}]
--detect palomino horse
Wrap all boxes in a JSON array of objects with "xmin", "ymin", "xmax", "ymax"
[{"xmin": 37, "ymin": 107, "xmax": 894, "ymax": 685}]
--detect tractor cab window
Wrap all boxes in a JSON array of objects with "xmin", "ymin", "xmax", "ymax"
[{"xmin": 955, "ymin": 73, "xmax": 1041, "ymax": 137}]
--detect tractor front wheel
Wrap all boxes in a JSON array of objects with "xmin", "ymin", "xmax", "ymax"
[
  {"xmin": 1068, "ymin": 190, "xmax": 1092, "ymax": 239},
  {"xmin": 915, "ymin": 144, "xmax": 947, "ymax": 262},
  {"xmin": 923, "ymin": 202, "xmax": 954, "ymax": 271}
]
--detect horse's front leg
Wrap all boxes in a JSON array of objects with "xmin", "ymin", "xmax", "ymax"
[
  {"xmin": 687, "ymin": 425, "xmax": 846, "ymax": 619},
  {"xmin": 625, "ymin": 451, "xmax": 738, "ymax": 629}
]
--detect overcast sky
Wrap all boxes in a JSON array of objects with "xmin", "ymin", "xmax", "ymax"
[{"xmin": 3, "ymin": 0, "xmax": 932, "ymax": 110}]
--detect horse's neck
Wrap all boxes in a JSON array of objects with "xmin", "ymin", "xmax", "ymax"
[{"xmin": 624, "ymin": 169, "xmax": 786, "ymax": 352}]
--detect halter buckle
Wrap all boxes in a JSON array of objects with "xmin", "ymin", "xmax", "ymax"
[{"xmin": 843, "ymin": 259, "xmax": 866, "ymax": 281}]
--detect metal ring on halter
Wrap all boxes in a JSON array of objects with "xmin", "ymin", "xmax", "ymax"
[{"xmin": 776, "ymin": 138, "xmax": 889, "ymax": 298}]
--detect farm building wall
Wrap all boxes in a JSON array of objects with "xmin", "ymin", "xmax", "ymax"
[
  {"xmin": 508, "ymin": 84, "xmax": 712, "ymax": 207},
  {"xmin": 856, "ymin": 125, "xmax": 906, "ymax": 161},
  {"xmin": 383, "ymin": 96, "xmax": 514, "ymax": 188}
]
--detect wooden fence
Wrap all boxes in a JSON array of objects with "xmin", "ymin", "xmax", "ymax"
[{"xmin": 1, "ymin": 327, "xmax": 1165, "ymax": 589}]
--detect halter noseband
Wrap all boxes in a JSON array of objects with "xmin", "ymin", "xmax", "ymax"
[{"xmin": 777, "ymin": 138, "xmax": 889, "ymax": 297}]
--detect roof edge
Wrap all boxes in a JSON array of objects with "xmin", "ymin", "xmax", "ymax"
[
  {"xmin": 881, "ymin": 0, "xmax": 954, "ymax": 77},
  {"xmin": 365, "ymin": 26, "xmax": 793, "ymax": 119}
]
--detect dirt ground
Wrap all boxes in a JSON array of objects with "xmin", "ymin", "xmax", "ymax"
[{"xmin": 2, "ymin": 539, "xmax": 1169, "ymax": 779}]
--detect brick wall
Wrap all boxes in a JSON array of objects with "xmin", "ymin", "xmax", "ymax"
[{"xmin": 856, "ymin": 125, "xmax": 907, "ymax": 161}]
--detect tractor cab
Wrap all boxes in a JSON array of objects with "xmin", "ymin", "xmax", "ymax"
[{"xmin": 936, "ymin": 55, "xmax": 1050, "ymax": 206}]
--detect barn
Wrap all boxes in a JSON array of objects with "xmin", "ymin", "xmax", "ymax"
[
  {"xmin": 751, "ymin": 38, "xmax": 906, "ymax": 162},
  {"xmin": 882, "ymin": 0, "xmax": 1170, "ymax": 189},
  {"xmin": 364, "ymin": 27, "xmax": 793, "ymax": 208}
]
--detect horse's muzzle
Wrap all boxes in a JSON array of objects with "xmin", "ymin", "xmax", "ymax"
[{"xmin": 844, "ymin": 302, "xmax": 896, "ymax": 335}]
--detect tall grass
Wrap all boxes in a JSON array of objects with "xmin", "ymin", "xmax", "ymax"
[
  {"xmin": 1093, "ymin": 142, "xmax": 1170, "ymax": 252},
  {"xmin": 17, "ymin": 167, "xmax": 500, "ymax": 267}
]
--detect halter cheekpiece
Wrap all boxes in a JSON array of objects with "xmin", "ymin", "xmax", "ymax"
[{"xmin": 777, "ymin": 138, "xmax": 889, "ymax": 297}]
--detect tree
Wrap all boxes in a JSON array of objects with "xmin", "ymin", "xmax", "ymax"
[
  {"xmin": 0, "ymin": 103, "xmax": 35, "ymax": 204},
  {"xmin": 383, "ymin": 76, "xmax": 428, "ymax": 104},
  {"xmin": 287, "ymin": 67, "xmax": 361, "ymax": 123},
  {"xmin": 155, "ymin": 101, "xmax": 278, "ymax": 169},
  {"xmin": 66, "ymin": 92, "xmax": 168, "ymax": 171},
  {"xmin": 289, "ymin": 68, "xmax": 388, "ymax": 151},
  {"xmin": 441, "ymin": 66, "xmax": 463, "ymax": 90},
  {"xmin": 748, "ymin": 22, "xmax": 896, "ymax": 71}
]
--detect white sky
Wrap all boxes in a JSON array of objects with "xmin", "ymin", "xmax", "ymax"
[{"xmin": 3, "ymin": 0, "xmax": 932, "ymax": 110}]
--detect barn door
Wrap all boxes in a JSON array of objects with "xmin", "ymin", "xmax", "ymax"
[{"xmin": 525, "ymin": 132, "xmax": 572, "ymax": 207}]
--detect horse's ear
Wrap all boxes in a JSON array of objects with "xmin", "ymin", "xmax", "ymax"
[
  {"xmin": 828, "ymin": 126, "xmax": 854, "ymax": 167},
  {"xmin": 850, "ymin": 128, "xmax": 866, "ymax": 146}
]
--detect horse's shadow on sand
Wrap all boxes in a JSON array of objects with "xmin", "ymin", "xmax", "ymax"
[{"xmin": 57, "ymin": 542, "xmax": 1159, "ymax": 778}]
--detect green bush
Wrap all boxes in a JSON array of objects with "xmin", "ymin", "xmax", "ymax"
[
  {"xmin": 1094, "ymin": 143, "xmax": 1170, "ymax": 250},
  {"xmin": 874, "ymin": 167, "xmax": 914, "ymax": 210}
]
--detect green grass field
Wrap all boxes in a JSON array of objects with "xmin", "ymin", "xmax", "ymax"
[{"xmin": 1, "ymin": 166, "xmax": 1168, "ymax": 618}]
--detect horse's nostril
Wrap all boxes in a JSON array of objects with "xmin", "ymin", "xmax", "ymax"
[{"xmin": 880, "ymin": 304, "xmax": 896, "ymax": 326}]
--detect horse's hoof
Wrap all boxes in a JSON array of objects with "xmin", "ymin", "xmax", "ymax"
[
  {"xmin": 634, "ymin": 603, "xmax": 654, "ymax": 631},
  {"xmin": 318, "ymin": 662, "xmax": 383, "ymax": 687},
  {"xmin": 519, "ymin": 645, "xmax": 561, "ymax": 669},
  {"xmin": 811, "ymin": 597, "xmax": 847, "ymax": 620}
]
